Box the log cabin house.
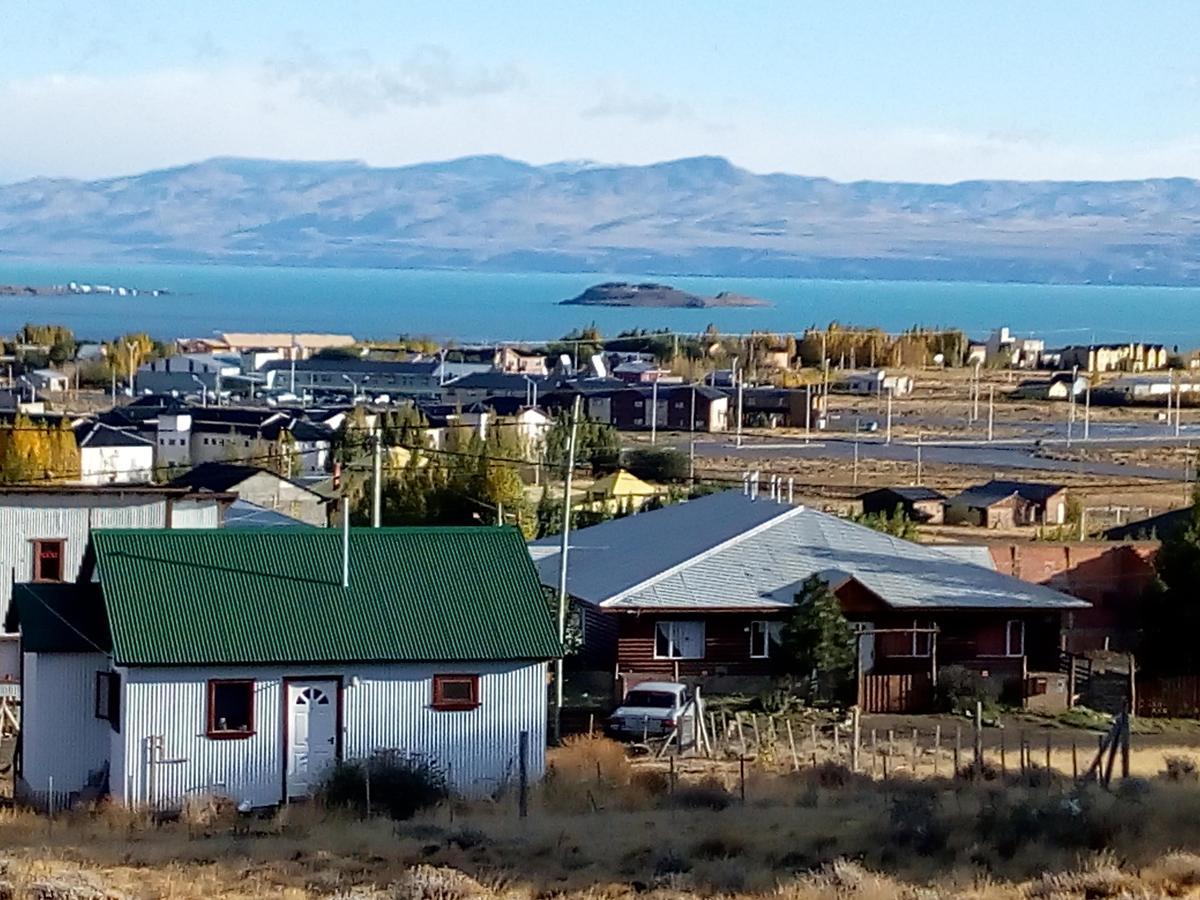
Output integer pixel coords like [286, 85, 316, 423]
[530, 490, 1087, 711]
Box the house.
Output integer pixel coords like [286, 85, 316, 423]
[946, 480, 1068, 528]
[0, 485, 230, 629]
[529, 491, 1085, 705]
[12, 527, 559, 808]
[27, 369, 69, 394]
[985, 328, 1044, 369]
[1012, 372, 1089, 401]
[1104, 506, 1192, 541]
[1098, 375, 1199, 405]
[732, 387, 823, 429]
[262, 358, 445, 399]
[443, 371, 549, 406]
[135, 353, 243, 398]
[495, 347, 548, 376]
[224, 499, 313, 529]
[859, 487, 946, 524]
[842, 369, 914, 397]
[170, 463, 333, 527]
[215, 332, 358, 360]
[584, 469, 661, 512]
[612, 360, 681, 385]
[74, 421, 155, 485]
[543, 383, 729, 433]
[1058, 343, 1169, 374]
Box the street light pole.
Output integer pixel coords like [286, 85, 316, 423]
[126, 341, 137, 397]
[987, 385, 995, 442]
[553, 395, 582, 744]
[650, 378, 658, 445]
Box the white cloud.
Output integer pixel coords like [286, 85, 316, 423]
[1, 63, 1200, 185]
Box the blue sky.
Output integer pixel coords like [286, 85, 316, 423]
[4, 1, 1199, 182]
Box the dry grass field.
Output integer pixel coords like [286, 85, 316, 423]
[7, 734, 1200, 898]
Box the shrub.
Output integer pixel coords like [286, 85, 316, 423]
[934, 665, 994, 715]
[1163, 755, 1200, 782]
[887, 789, 949, 856]
[668, 777, 733, 811]
[543, 734, 631, 810]
[798, 761, 860, 789]
[320, 750, 447, 820]
[623, 447, 689, 483]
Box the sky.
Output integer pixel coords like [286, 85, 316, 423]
[3, 0, 1199, 184]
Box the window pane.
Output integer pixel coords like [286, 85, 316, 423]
[441, 679, 473, 702]
[1007, 621, 1024, 656]
[750, 621, 769, 658]
[34, 541, 64, 582]
[655, 622, 673, 658]
[676, 621, 704, 659]
[211, 682, 253, 732]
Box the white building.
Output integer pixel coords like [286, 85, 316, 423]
[170, 463, 332, 527]
[843, 369, 914, 397]
[75, 422, 155, 485]
[27, 369, 69, 394]
[0, 485, 228, 630]
[985, 327, 1044, 369]
[136, 353, 242, 398]
[14, 527, 558, 809]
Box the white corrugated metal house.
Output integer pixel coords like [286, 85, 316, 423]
[74, 421, 156, 485]
[0, 485, 230, 629]
[12, 527, 558, 810]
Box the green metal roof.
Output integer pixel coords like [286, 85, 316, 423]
[10, 583, 112, 654]
[90, 527, 561, 667]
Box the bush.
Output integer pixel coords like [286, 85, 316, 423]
[1163, 755, 1200, 782]
[320, 750, 447, 820]
[934, 665, 994, 715]
[623, 448, 689, 483]
[668, 777, 733, 811]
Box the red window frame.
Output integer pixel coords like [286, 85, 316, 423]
[432, 674, 480, 711]
[31, 539, 66, 583]
[206, 679, 256, 739]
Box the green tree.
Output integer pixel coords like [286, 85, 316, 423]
[781, 574, 856, 703]
[624, 447, 689, 483]
[852, 507, 920, 540]
[1140, 500, 1200, 673]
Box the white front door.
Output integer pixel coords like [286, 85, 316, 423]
[286, 680, 339, 799]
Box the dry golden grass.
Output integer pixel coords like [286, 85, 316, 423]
[8, 738, 1200, 898]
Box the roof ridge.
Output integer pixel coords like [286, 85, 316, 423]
[599, 502, 803, 607]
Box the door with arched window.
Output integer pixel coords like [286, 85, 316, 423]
[285, 680, 339, 799]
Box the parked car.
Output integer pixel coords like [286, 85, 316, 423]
[606, 681, 690, 740]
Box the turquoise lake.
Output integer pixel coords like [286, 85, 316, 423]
[0, 260, 1197, 346]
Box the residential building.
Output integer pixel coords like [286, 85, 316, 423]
[494, 347, 549, 376]
[859, 487, 946, 524]
[732, 387, 823, 429]
[612, 360, 681, 385]
[262, 358, 444, 398]
[583, 469, 661, 512]
[1012, 372, 1089, 401]
[1104, 506, 1193, 541]
[27, 369, 69, 394]
[529, 491, 1084, 705]
[13, 527, 559, 808]
[444, 372, 548, 405]
[0, 485, 229, 628]
[214, 332, 357, 359]
[170, 463, 333, 526]
[1058, 343, 1169, 374]
[135, 353, 243, 398]
[543, 383, 729, 432]
[985, 327, 1044, 369]
[1099, 375, 1199, 404]
[842, 369, 914, 396]
[74, 422, 155, 486]
[946, 480, 1068, 528]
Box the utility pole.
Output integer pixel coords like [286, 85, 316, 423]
[972, 361, 981, 422]
[916, 430, 923, 485]
[371, 427, 383, 528]
[650, 378, 658, 445]
[853, 420, 860, 487]
[1084, 377, 1091, 441]
[1067, 365, 1077, 448]
[805, 382, 812, 443]
[553, 395, 581, 745]
[987, 385, 995, 442]
[126, 341, 137, 397]
[885, 389, 893, 445]
[734, 358, 744, 449]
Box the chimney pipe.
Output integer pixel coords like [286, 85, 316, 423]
[742, 471, 750, 496]
[750, 470, 760, 499]
[788, 477, 795, 504]
[341, 501, 350, 589]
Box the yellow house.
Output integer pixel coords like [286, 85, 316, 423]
[584, 469, 661, 512]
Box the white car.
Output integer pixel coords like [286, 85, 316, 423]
[607, 681, 690, 740]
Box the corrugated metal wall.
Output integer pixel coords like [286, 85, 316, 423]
[0, 496, 223, 622]
[21, 652, 112, 797]
[118, 661, 547, 808]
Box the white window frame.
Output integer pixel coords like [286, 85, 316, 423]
[1005, 619, 1025, 657]
[654, 620, 705, 660]
[749, 620, 771, 659]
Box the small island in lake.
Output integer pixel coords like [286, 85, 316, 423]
[560, 282, 771, 308]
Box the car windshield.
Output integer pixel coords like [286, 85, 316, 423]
[622, 690, 677, 709]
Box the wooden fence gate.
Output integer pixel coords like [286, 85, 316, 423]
[859, 672, 933, 713]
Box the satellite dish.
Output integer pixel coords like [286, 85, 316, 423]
[589, 354, 607, 378]
[933, 353, 945, 366]
[558, 353, 573, 374]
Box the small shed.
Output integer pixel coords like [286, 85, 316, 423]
[860, 487, 946, 524]
[946, 480, 1067, 528]
[585, 469, 661, 512]
[13, 527, 559, 810]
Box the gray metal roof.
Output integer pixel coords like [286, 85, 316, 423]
[224, 499, 315, 529]
[531, 490, 1085, 612]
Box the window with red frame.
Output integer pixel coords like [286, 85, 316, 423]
[432, 674, 479, 710]
[31, 539, 65, 583]
[206, 679, 255, 737]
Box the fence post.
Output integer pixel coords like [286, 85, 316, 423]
[518, 731, 529, 819]
[1120, 709, 1131, 779]
[910, 729, 918, 774]
[933, 724, 941, 776]
[1072, 741, 1078, 780]
[1045, 734, 1052, 773]
[850, 707, 861, 773]
[1127, 654, 1137, 719]
[973, 701, 983, 779]
[999, 730, 1006, 776]
[739, 756, 746, 804]
[786, 718, 799, 772]
[833, 723, 841, 761]
[954, 725, 961, 774]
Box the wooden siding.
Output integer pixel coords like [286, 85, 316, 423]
[614, 612, 782, 678]
[1138, 676, 1200, 718]
[860, 672, 932, 713]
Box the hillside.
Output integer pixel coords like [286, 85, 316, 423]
[3, 155, 1200, 284]
[561, 282, 770, 307]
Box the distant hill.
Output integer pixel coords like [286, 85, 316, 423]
[4, 155, 1200, 285]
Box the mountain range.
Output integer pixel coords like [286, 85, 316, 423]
[3, 155, 1200, 285]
